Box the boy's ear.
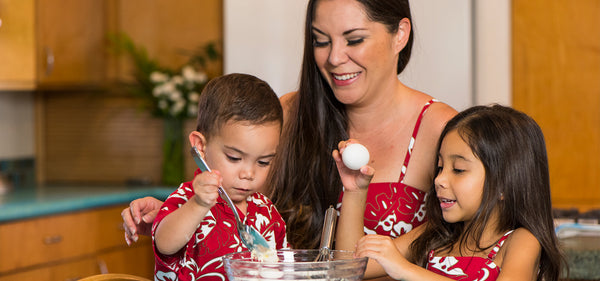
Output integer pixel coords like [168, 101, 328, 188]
[189, 131, 208, 157]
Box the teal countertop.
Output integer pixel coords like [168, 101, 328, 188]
[0, 185, 173, 222]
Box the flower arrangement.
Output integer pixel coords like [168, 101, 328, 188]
[108, 32, 219, 119]
[149, 65, 207, 118]
[108, 33, 220, 185]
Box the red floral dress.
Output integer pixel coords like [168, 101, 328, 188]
[426, 230, 514, 281]
[338, 100, 435, 237]
[152, 169, 288, 281]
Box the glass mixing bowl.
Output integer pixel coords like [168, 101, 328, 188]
[223, 249, 368, 281]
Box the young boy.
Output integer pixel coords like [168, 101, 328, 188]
[152, 73, 288, 281]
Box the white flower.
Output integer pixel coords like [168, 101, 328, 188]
[171, 100, 186, 115]
[161, 81, 176, 94]
[171, 75, 184, 85]
[195, 72, 208, 83]
[187, 104, 197, 117]
[168, 90, 182, 101]
[150, 71, 169, 83]
[158, 99, 169, 110]
[189, 92, 200, 103]
[182, 65, 196, 81]
[152, 87, 161, 97]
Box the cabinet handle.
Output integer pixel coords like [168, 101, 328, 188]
[45, 47, 55, 76]
[43, 234, 63, 245]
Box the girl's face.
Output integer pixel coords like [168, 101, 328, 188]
[311, 0, 405, 106]
[434, 130, 486, 224]
[204, 120, 280, 204]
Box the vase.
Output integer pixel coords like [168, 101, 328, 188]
[162, 116, 185, 186]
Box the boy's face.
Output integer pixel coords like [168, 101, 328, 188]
[203, 120, 280, 204]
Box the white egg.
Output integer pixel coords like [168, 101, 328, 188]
[342, 143, 370, 170]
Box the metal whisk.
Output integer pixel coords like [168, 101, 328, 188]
[314, 205, 337, 262]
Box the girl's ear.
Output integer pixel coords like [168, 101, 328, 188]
[393, 17, 411, 54]
[189, 131, 208, 157]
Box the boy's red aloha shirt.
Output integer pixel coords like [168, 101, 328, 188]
[152, 169, 288, 281]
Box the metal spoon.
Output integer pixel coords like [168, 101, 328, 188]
[314, 205, 337, 261]
[190, 147, 271, 253]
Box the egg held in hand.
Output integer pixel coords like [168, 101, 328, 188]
[342, 143, 370, 170]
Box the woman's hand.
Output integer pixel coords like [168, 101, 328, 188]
[332, 139, 375, 192]
[121, 196, 164, 245]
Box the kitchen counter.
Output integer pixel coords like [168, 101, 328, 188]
[560, 235, 600, 280]
[2, 186, 598, 280]
[0, 185, 173, 222]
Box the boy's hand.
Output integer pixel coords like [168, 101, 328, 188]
[191, 171, 222, 208]
[332, 139, 374, 192]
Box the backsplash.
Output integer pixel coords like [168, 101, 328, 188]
[0, 158, 35, 190]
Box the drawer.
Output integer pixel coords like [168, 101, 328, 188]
[0, 245, 155, 281]
[98, 244, 155, 279]
[0, 205, 133, 273]
[0, 256, 101, 281]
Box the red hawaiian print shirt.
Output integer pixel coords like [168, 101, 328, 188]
[152, 170, 288, 281]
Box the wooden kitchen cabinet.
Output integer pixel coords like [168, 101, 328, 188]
[0, 205, 154, 280]
[513, 0, 600, 211]
[0, 0, 109, 90]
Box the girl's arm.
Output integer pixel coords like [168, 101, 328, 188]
[356, 224, 432, 279]
[154, 172, 221, 255]
[357, 228, 456, 281]
[496, 228, 542, 281]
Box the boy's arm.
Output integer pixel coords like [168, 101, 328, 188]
[154, 196, 213, 255]
[154, 172, 221, 255]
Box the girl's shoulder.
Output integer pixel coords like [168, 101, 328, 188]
[496, 228, 542, 279]
[504, 227, 540, 250]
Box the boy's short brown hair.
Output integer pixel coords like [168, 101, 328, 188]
[195, 73, 283, 139]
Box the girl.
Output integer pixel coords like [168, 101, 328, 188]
[335, 105, 565, 281]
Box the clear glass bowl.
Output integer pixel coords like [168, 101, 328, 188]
[223, 249, 368, 281]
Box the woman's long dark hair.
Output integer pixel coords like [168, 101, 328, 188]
[267, 0, 414, 249]
[409, 105, 565, 281]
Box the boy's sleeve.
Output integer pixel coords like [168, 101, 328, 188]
[152, 183, 194, 270]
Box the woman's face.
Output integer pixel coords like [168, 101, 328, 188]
[312, 0, 406, 106]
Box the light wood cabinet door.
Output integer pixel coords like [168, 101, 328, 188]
[0, 0, 108, 90]
[0, 0, 36, 89]
[513, 0, 600, 211]
[35, 0, 108, 88]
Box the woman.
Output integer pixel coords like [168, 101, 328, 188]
[270, 0, 456, 249]
[122, 0, 457, 249]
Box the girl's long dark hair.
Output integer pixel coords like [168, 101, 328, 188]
[409, 105, 565, 281]
[267, 0, 414, 249]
